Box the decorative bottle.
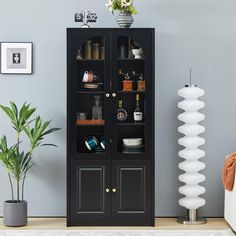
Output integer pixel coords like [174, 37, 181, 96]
[117, 100, 128, 122]
[84, 40, 92, 59]
[133, 94, 143, 122]
[92, 43, 99, 60]
[92, 96, 102, 120]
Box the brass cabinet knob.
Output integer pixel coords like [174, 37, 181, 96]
[105, 188, 110, 193]
[112, 93, 116, 97]
[112, 188, 117, 193]
[106, 93, 110, 98]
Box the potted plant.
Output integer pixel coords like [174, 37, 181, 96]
[105, 0, 137, 28]
[0, 102, 60, 226]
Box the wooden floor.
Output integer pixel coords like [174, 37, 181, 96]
[0, 218, 231, 230]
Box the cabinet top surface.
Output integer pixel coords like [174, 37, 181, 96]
[67, 27, 155, 31]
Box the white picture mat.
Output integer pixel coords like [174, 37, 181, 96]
[1, 43, 32, 74]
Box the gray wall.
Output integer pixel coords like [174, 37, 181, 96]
[0, 0, 235, 217]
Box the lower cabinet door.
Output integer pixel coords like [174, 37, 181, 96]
[111, 160, 152, 223]
[70, 160, 110, 224]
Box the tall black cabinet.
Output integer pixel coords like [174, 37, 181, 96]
[67, 28, 155, 226]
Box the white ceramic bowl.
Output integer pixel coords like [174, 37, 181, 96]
[123, 138, 142, 146]
[132, 48, 143, 59]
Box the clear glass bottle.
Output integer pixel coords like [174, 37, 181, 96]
[133, 94, 143, 122]
[92, 95, 102, 120]
[119, 44, 126, 59]
[76, 47, 83, 60]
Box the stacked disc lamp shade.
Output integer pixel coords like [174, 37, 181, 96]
[177, 84, 206, 224]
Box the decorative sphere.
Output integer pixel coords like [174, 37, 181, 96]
[179, 197, 206, 209]
[178, 87, 205, 99]
[179, 148, 205, 160]
[179, 160, 205, 172]
[179, 185, 206, 197]
[178, 99, 205, 111]
[179, 173, 206, 184]
[178, 112, 205, 124]
[178, 124, 205, 136]
[178, 136, 205, 148]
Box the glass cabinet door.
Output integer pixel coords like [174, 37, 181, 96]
[111, 30, 154, 160]
[68, 30, 111, 159]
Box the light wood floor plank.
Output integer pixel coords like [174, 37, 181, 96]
[0, 218, 230, 230]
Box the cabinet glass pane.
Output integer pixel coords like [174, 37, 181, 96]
[115, 36, 146, 155]
[75, 36, 106, 155]
[76, 36, 105, 92]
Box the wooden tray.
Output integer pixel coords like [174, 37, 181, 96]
[76, 119, 105, 125]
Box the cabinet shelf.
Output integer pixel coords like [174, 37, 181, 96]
[76, 91, 104, 94]
[74, 153, 106, 158]
[77, 59, 104, 62]
[116, 90, 145, 94]
[77, 124, 105, 127]
[117, 122, 145, 126]
[76, 120, 105, 126]
[117, 58, 145, 61]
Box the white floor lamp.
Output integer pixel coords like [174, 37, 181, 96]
[177, 80, 206, 224]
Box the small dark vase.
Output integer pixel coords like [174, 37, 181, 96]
[116, 11, 134, 28]
[3, 200, 27, 227]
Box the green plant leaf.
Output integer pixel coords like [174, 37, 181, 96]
[40, 143, 57, 147]
[42, 128, 61, 136]
[0, 105, 14, 121]
[0, 101, 60, 200]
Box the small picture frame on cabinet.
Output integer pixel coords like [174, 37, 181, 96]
[0, 42, 33, 74]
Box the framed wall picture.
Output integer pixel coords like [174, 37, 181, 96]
[0, 42, 33, 74]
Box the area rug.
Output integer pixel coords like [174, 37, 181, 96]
[0, 229, 234, 236]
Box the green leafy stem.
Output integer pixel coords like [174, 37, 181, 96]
[0, 102, 60, 202]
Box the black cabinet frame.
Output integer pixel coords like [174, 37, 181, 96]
[67, 28, 155, 226]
